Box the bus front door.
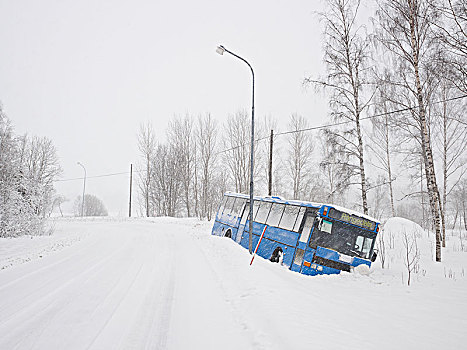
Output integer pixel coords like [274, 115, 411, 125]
[291, 210, 316, 273]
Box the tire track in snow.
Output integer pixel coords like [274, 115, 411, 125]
[85, 260, 146, 350]
[0, 235, 135, 349]
[121, 228, 177, 350]
[0, 233, 98, 292]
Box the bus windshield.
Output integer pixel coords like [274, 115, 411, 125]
[309, 218, 376, 259]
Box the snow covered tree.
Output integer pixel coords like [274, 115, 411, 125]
[0, 104, 60, 236]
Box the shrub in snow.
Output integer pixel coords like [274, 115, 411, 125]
[74, 194, 108, 217]
[381, 218, 430, 285]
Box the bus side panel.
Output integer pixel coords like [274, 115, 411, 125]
[211, 221, 225, 236]
[238, 220, 261, 250]
[256, 238, 294, 268]
[263, 226, 299, 248]
[212, 220, 239, 239]
[239, 223, 295, 268]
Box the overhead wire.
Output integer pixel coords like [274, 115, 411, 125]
[54, 93, 467, 182]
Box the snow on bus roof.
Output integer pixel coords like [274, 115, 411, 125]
[223, 192, 379, 223]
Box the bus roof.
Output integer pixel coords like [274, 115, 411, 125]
[223, 192, 379, 223]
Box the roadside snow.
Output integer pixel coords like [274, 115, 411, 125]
[0, 216, 465, 349]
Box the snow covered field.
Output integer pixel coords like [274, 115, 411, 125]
[0, 217, 466, 349]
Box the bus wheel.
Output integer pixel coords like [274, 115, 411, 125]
[270, 247, 283, 263]
[224, 229, 232, 238]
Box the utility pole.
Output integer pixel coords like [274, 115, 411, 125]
[268, 129, 273, 196]
[129, 163, 133, 217]
[77, 162, 86, 217]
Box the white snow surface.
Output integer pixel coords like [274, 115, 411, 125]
[0, 217, 466, 349]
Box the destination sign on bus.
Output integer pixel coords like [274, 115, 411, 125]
[328, 208, 376, 231]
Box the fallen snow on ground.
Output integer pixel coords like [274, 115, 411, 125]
[0, 216, 465, 349]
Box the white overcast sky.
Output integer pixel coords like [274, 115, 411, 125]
[0, 0, 374, 215]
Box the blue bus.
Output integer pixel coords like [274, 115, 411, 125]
[211, 192, 380, 276]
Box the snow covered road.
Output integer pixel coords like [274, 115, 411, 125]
[0, 219, 252, 349]
[0, 218, 466, 349]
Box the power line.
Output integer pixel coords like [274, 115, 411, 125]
[217, 93, 467, 154]
[275, 94, 467, 137]
[54, 170, 145, 182]
[54, 94, 466, 182]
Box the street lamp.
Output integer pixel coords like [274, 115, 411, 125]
[216, 44, 255, 254]
[77, 162, 86, 217]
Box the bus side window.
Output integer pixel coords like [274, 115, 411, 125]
[232, 198, 245, 218]
[266, 203, 285, 227]
[293, 207, 306, 232]
[223, 196, 235, 216]
[218, 196, 227, 216]
[253, 200, 261, 220]
[255, 202, 272, 224]
[279, 205, 300, 231]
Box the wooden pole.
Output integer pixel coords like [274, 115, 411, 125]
[268, 129, 273, 196]
[129, 163, 133, 217]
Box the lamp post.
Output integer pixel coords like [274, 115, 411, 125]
[77, 162, 86, 217]
[216, 45, 255, 254]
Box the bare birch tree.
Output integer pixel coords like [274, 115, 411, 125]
[137, 122, 156, 217]
[369, 84, 399, 217]
[305, 0, 372, 214]
[319, 134, 352, 205]
[374, 0, 443, 261]
[196, 113, 218, 220]
[431, 0, 467, 93]
[151, 143, 182, 217]
[167, 115, 195, 216]
[222, 110, 262, 194]
[434, 82, 467, 245]
[286, 114, 314, 200]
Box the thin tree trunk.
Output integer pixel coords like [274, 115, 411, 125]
[452, 208, 458, 230]
[385, 117, 395, 216]
[409, 2, 441, 261]
[442, 93, 448, 247]
[356, 116, 368, 215]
